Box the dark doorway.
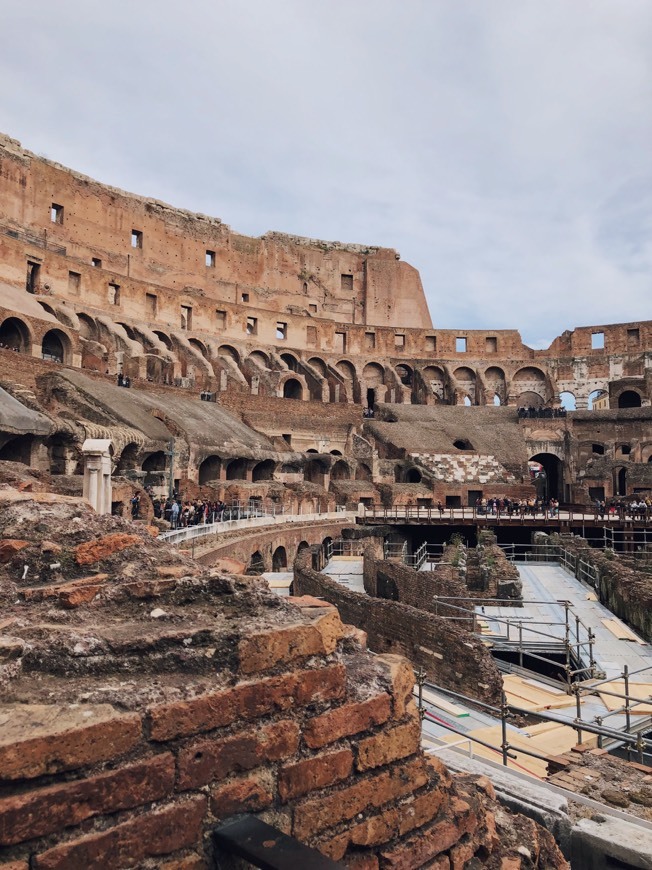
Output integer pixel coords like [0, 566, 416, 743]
[618, 390, 642, 409]
[529, 453, 563, 500]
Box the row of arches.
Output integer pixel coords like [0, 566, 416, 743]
[0, 317, 73, 364]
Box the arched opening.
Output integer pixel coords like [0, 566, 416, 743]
[248, 350, 269, 368]
[330, 450, 342, 456]
[513, 367, 547, 405]
[0, 317, 30, 353]
[77, 313, 98, 342]
[218, 345, 240, 364]
[616, 444, 631, 457]
[272, 546, 287, 571]
[454, 367, 476, 404]
[116, 443, 139, 475]
[396, 364, 412, 386]
[116, 322, 137, 341]
[307, 357, 327, 376]
[363, 363, 384, 387]
[189, 338, 209, 359]
[0, 434, 33, 465]
[529, 453, 563, 500]
[559, 391, 576, 411]
[336, 360, 356, 380]
[422, 366, 446, 401]
[355, 463, 372, 481]
[41, 329, 69, 364]
[322, 537, 333, 563]
[283, 378, 303, 400]
[198, 455, 222, 485]
[304, 457, 328, 484]
[518, 391, 545, 409]
[618, 390, 642, 409]
[153, 331, 173, 350]
[330, 460, 351, 481]
[485, 367, 506, 405]
[614, 467, 627, 496]
[588, 389, 608, 410]
[281, 353, 298, 372]
[454, 439, 473, 450]
[142, 451, 166, 472]
[226, 458, 248, 480]
[297, 541, 310, 559]
[248, 550, 265, 575]
[406, 467, 422, 484]
[252, 459, 276, 481]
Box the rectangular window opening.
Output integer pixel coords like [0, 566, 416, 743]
[206, 250, 216, 268]
[215, 309, 226, 329]
[341, 274, 353, 292]
[334, 331, 346, 353]
[246, 317, 258, 336]
[91, 257, 102, 268]
[394, 333, 405, 348]
[241, 292, 249, 303]
[145, 293, 157, 317]
[26, 261, 41, 294]
[425, 335, 436, 352]
[68, 271, 81, 294]
[50, 203, 64, 224]
[282, 434, 292, 446]
[591, 332, 604, 350]
[365, 332, 376, 350]
[456, 337, 467, 353]
[108, 283, 120, 305]
[308, 303, 317, 313]
[180, 305, 192, 330]
[486, 336, 497, 353]
[131, 229, 143, 249]
[276, 322, 287, 341]
[627, 328, 640, 346]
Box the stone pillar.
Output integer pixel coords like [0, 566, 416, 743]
[82, 439, 113, 515]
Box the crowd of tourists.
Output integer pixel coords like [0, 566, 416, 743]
[152, 497, 227, 528]
[473, 496, 560, 517]
[517, 406, 567, 418]
[593, 498, 652, 520]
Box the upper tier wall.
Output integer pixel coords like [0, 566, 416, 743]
[0, 133, 431, 330]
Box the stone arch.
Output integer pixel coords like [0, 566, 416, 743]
[395, 364, 413, 386]
[304, 455, 329, 483]
[226, 457, 248, 480]
[330, 459, 351, 480]
[355, 462, 372, 481]
[0, 316, 31, 353]
[336, 360, 356, 380]
[519, 391, 545, 408]
[248, 350, 270, 368]
[280, 352, 299, 372]
[77, 313, 99, 342]
[37, 300, 57, 318]
[142, 451, 166, 472]
[512, 367, 547, 404]
[296, 540, 310, 559]
[41, 329, 72, 364]
[307, 357, 327, 376]
[116, 322, 137, 341]
[153, 330, 173, 350]
[272, 546, 287, 570]
[559, 391, 576, 411]
[613, 466, 628, 496]
[218, 345, 240, 364]
[282, 378, 303, 400]
[116, 443, 139, 475]
[618, 390, 642, 409]
[529, 452, 564, 500]
[453, 367, 476, 405]
[362, 362, 385, 386]
[484, 366, 506, 404]
[252, 459, 276, 481]
[406, 467, 422, 483]
[189, 338, 209, 359]
[198, 455, 222, 485]
[422, 366, 446, 402]
[248, 550, 265, 575]
[0, 434, 34, 465]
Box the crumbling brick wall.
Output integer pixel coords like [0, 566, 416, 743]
[0, 488, 566, 868]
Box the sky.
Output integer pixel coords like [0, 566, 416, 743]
[1, 1, 651, 347]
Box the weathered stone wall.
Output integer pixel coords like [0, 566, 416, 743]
[294, 550, 503, 705]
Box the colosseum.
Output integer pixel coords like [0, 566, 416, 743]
[0, 131, 651, 868]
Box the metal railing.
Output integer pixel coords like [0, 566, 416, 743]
[160, 508, 355, 546]
[362, 504, 652, 526]
[2, 221, 67, 255]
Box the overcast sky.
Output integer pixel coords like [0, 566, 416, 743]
[2, 1, 651, 347]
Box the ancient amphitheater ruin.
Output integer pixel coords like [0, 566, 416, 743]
[1, 131, 651, 868]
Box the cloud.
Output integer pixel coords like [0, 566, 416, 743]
[1, 0, 650, 346]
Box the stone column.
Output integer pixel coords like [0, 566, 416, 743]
[82, 439, 113, 515]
